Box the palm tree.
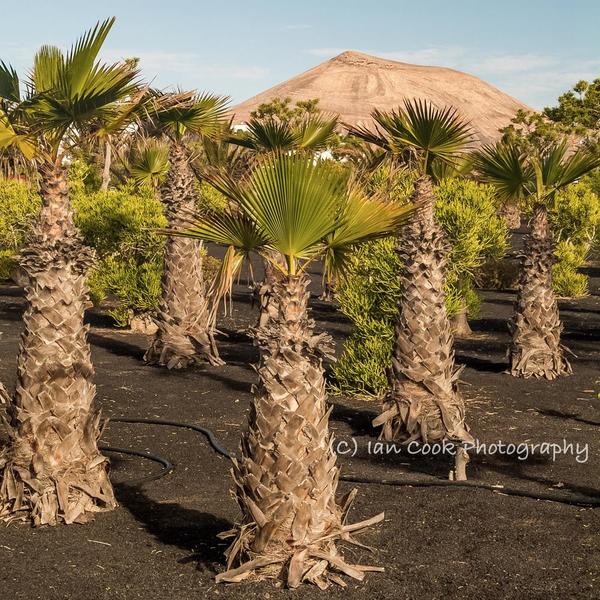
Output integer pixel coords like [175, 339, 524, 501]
[349, 99, 474, 456]
[0, 18, 140, 525]
[176, 154, 412, 588]
[142, 92, 229, 369]
[474, 141, 600, 378]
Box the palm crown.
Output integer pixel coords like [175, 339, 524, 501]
[147, 90, 229, 142]
[348, 99, 473, 178]
[175, 153, 412, 283]
[0, 18, 141, 163]
[474, 140, 600, 207]
[229, 114, 338, 155]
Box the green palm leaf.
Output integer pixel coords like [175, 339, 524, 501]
[240, 154, 344, 263]
[31, 46, 63, 94]
[0, 61, 20, 102]
[349, 99, 472, 176]
[155, 91, 229, 139]
[538, 142, 600, 191]
[473, 141, 534, 200]
[324, 188, 413, 281]
[129, 138, 170, 188]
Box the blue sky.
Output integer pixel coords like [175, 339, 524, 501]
[2, 0, 599, 109]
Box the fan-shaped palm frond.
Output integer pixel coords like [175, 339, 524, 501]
[475, 140, 600, 206]
[348, 99, 473, 177]
[153, 91, 229, 140]
[473, 141, 534, 200]
[323, 187, 414, 282]
[537, 142, 600, 195]
[129, 137, 170, 188]
[0, 18, 142, 160]
[178, 153, 413, 287]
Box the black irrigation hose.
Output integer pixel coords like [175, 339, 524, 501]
[109, 417, 232, 458]
[340, 475, 600, 508]
[102, 418, 600, 508]
[99, 444, 173, 484]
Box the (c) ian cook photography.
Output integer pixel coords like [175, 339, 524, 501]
[0, 1, 599, 598]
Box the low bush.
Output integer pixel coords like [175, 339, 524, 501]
[0, 178, 41, 280]
[550, 182, 600, 297]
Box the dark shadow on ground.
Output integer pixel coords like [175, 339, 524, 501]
[536, 408, 600, 427]
[89, 332, 146, 360]
[116, 483, 231, 573]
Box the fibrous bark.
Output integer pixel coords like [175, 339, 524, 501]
[374, 177, 471, 444]
[0, 162, 116, 526]
[509, 204, 570, 379]
[499, 203, 521, 230]
[217, 275, 383, 588]
[145, 141, 223, 369]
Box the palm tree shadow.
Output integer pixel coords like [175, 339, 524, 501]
[536, 408, 600, 427]
[116, 483, 231, 573]
[89, 332, 146, 360]
[331, 401, 378, 437]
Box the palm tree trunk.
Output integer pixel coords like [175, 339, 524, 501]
[145, 141, 223, 369]
[217, 274, 383, 588]
[509, 204, 570, 379]
[256, 255, 283, 329]
[373, 177, 471, 444]
[0, 162, 116, 526]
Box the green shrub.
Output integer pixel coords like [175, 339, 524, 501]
[332, 237, 400, 396]
[333, 178, 508, 398]
[69, 172, 169, 325]
[89, 257, 163, 326]
[0, 178, 41, 280]
[549, 182, 600, 297]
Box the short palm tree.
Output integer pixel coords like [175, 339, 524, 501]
[349, 99, 474, 451]
[142, 92, 229, 369]
[0, 18, 140, 525]
[177, 153, 412, 588]
[474, 141, 600, 378]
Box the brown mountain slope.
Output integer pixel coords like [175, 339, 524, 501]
[231, 51, 532, 145]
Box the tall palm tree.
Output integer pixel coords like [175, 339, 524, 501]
[0, 18, 141, 525]
[349, 99, 474, 453]
[143, 92, 229, 369]
[177, 154, 412, 588]
[474, 141, 600, 378]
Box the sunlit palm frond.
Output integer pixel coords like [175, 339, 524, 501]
[230, 118, 297, 152]
[538, 142, 600, 192]
[241, 154, 345, 262]
[156, 92, 229, 139]
[0, 107, 37, 160]
[23, 19, 141, 153]
[472, 141, 534, 200]
[30, 46, 63, 94]
[349, 100, 472, 176]
[323, 187, 413, 282]
[179, 210, 268, 251]
[295, 114, 338, 150]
